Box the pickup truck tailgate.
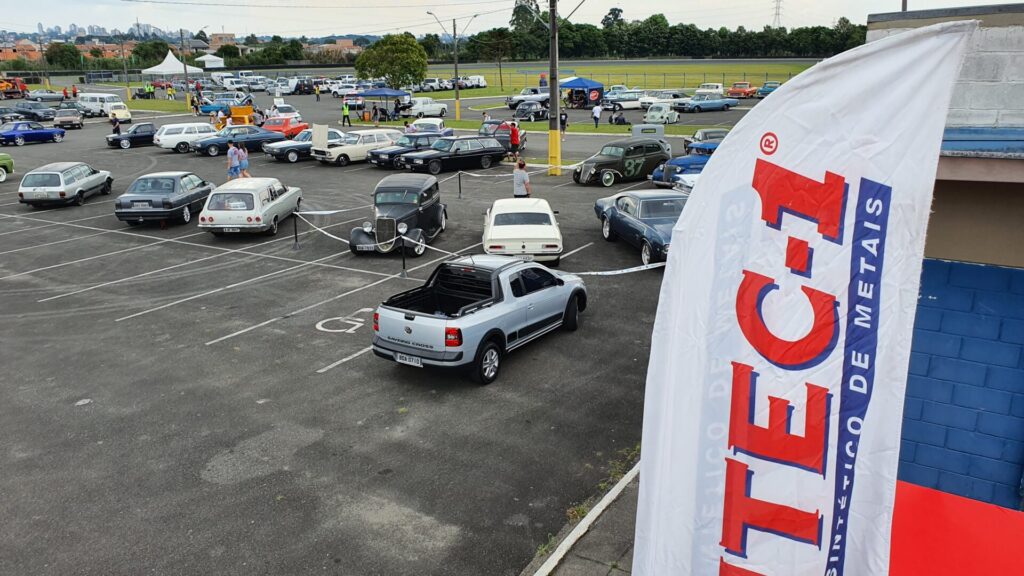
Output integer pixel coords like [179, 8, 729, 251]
[375, 305, 449, 354]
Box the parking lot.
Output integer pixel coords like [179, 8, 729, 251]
[0, 93, 739, 575]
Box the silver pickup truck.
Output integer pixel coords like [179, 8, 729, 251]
[373, 255, 587, 384]
[505, 87, 550, 110]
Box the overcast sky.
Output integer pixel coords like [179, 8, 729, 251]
[2, 0, 1000, 38]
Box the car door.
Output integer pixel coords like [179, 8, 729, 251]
[25, 122, 44, 142]
[450, 140, 470, 170]
[622, 145, 645, 181]
[517, 266, 565, 335]
[464, 139, 484, 166]
[133, 124, 153, 145]
[642, 143, 666, 176]
[418, 184, 440, 232]
[613, 196, 643, 247]
[83, 166, 105, 196]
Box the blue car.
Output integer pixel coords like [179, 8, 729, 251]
[594, 189, 691, 265]
[0, 121, 65, 146]
[757, 81, 782, 98]
[649, 142, 718, 186]
[677, 94, 739, 113]
[191, 124, 286, 156]
[199, 94, 253, 115]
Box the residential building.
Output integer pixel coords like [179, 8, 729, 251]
[310, 38, 362, 56]
[0, 39, 43, 62]
[208, 33, 236, 52]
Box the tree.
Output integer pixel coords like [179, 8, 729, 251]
[244, 34, 259, 46]
[45, 43, 81, 69]
[353, 36, 371, 48]
[194, 29, 208, 43]
[601, 7, 624, 28]
[471, 28, 514, 89]
[89, 47, 104, 59]
[131, 39, 170, 65]
[418, 33, 443, 60]
[282, 39, 304, 60]
[511, 0, 540, 31]
[215, 44, 240, 59]
[355, 33, 427, 89]
[271, 35, 283, 44]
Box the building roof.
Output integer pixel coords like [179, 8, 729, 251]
[868, 3, 1024, 23]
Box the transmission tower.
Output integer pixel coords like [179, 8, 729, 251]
[771, 0, 783, 28]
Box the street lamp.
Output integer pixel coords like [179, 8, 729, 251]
[426, 11, 478, 121]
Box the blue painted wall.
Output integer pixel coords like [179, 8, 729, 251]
[900, 259, 1024, 509]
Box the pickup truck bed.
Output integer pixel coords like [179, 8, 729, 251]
[384, 264, 494, 317]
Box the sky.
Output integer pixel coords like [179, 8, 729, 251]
[1, 0, 1004, 38]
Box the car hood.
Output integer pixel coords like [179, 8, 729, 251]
[668, 154, 710, 167]
[265, 140, 312, 150]
[374, 204, 418, 220]
[580, 154, 620, 169]
[485, 224, 561, 242]
[372, 145, 415, 156]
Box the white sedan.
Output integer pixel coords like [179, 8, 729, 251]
[482, 198, 563, 264]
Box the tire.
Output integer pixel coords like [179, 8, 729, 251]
[74, 192, 85, 206]
[392, 157, 403, 169]
[529, 114, 535, 122]
[335, 154, 350, 167]
[0, 167, 6, 182]
[408, 238, 426, 257]
[438, 210, 446, 232]
[480, 155, 492, 169]
[206, 145, 219, 157]
[119, 139, 130, 149]
[470, 340, 502, 385]
[563, 295, 580, 332]
[641, 241, 654, 266]
[693, 106, 702, 113]
[613, 103, 621, 112]
[286, 150, 299, 163]
[722, 104, 730, 111]
[100, 180, 112, 195]
[572, 170, 581, 184]
[601, 216, 617, 241]
[439, 108, 446, 117]
[267, 216, 279, 236]
[600, 171, 617, 188]
[178, 205, 191, 224]
[416, 112, 424, 119]
[427, 160, 442, 175]
[175, 141, 189, 153]
[53, 133, 63, 143]
[35, 97, 42, 102]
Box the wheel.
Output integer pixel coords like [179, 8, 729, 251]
[427, 160, 442, 175]
[693, 106, 702, 113]
[563, 295, 580, 331]
[572, 170, 581, 184]
[601, 216, 617, 241]
[416, 112, 424, 118]
[119, 138, 130, 149]
[179, 205, 191, 223]
[641, 241, 654, 266]
[480, 155, 492, 169]
[470, 340, 502, 385]
[266, 216, 279, 236]
[392, 157, 403, 169]
[408, 238, 426, 257]
[286, 150, 299, 163]
[74, 192, 85, 206]
[0, 166, 6, 183]
[439, 108, 446, 117]
[613, 103, 621, 112]
[600, 171, 617, 187]
[35, 97, 42, 102]
[722, 104, 730, 111]
[100, 180, 111, 195]
[529, 114, 535, 122]
[335, 154, 350, 167]
[206, 145, 219, 156]
[53, 133, 63, 143]
[438, 210, 446, 232]
[175, 141, 189, 153]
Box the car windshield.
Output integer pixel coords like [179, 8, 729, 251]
[432, 139, 454, 151]
[395, 136, 418, 147]
[22, 173, 61, 187]
[376, 190, 418, 204]
[494, 212, 552, 226]
[127, 177, 176, 194]
[294, 130, 312, 141]
[207, 192, 254, 210]
[277, 105, 295, 113]
[0, 123, 15, 131]
[264, 118, 285, 126]
[599, 145, 624, 157]
[640, 199, 687, 219]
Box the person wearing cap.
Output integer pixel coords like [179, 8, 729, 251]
[512, 160, 531, 198]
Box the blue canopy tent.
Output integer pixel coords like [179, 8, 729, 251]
[559, 77, 604, 108]
[358, 88, 411, 120]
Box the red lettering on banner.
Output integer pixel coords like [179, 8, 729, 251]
[720, 557, 767, 576]
[720, 458, 822, 556]
[736, 270, 838, 368]
[751, 158, 846, 242]
[728, 362, 829, 473]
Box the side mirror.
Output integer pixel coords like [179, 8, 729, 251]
[556, 278, 565, 286]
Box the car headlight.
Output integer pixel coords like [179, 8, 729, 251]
[362, 221, 372, 233]
[397, 222, 408, 235]
[656, 163, 664, 172]
[414, 159, 424, 164]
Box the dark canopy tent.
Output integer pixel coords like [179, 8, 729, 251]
[559, 77, 604, 108]
[359, 88, 412, 120]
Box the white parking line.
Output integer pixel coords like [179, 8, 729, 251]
[0, 212, 118, 237]
[552, 181, 575, 189]
[205, 242, 482, 346]
[0, 198, 114, 208]
[0, 230, 111, 256]
[316, 346, 373, 374]
[562, 242, 593, 259]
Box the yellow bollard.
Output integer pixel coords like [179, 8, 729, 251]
[547, 128, 561, 176]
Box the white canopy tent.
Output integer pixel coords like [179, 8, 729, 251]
[195, 54, 225, 69]
[141, 50, 202, 75]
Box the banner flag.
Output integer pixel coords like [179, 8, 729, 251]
[632, 21, 976, 576]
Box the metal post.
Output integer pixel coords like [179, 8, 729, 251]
[400, 236, 408, 278]
[293, 212, 300, 249]
[179, 29, 190, 108]
[902, 0, 908, 11]
[453, 19, 460, 121]
[458, 171, 463, 199]
[547, 0, 560, 176]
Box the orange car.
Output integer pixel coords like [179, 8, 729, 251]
[262, 116, 309, 138]
[726, 82, 759, 98]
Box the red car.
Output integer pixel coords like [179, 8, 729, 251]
[151, 80, 172, 89]
[261, 116, 309, 138]
[726, 82, 759, 98]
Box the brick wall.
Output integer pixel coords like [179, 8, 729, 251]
[900, 258, 1024, 509]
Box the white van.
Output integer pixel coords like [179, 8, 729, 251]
[237, 70, 255, 79]
[78, 93, 123, 116]
[223, 78, 248, 91]
[154, 122, 219, 153]
[466, 75, 488, 88]
[210, 72, 234, 86]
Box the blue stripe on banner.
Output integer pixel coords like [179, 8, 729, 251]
[825, 178, 891, 575]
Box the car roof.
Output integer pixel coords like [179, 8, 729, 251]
[214, 177, 281, 191]
[32, 162, 84, 172]
[375, 173, 437, 190]
[491, 198, 553, 213]
[137, 171, 191, 178]
[627, 190, 690, 201]
[606, 137, 663, 147]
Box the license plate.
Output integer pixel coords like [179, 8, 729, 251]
[34, 192, 47, 199]
[223, 227, 240, 233]
[132, 202, 148, 208]
[394, 352, 422, 368]
[356, 245, 375, 251]
[514, 254, 534, 261]
[368, 158, 377, 164]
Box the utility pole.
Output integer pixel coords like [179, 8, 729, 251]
[179, 29, 191, 108]
[453, 18, 460, 121]
[902, 0, 908, 11]
[548, 0, 560, 175]
[118, 36, 130, 102]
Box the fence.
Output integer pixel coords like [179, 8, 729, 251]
[475, 71, 797, 91]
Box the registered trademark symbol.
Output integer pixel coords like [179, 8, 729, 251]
[760, 132, 779, 155]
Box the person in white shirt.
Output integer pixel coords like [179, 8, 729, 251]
[592, 104, 602, 128]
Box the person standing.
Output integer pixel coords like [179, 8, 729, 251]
[71, 84, 78, 99]
[314, 84, 321, 102]
[592, 103, 602, 128]
[341, 102, 351, 127]
[371, 104, 380, 127]
[393, 98, 401, 120]
[226, 141, 241, 180]
[62, 86, 68, 100]
[559, 110, 568, 141]
[167, 85, 175, 100]
[482, 111, 491, 122]
[512, 160, 531, 198]
[509, 122, 521, 161]
[110, 115, 121, 135]
[238, 145, 251, 178]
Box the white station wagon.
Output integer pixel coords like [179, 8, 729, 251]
[482, 198, 563, 265]
[402, 97, 448, 118]
[197, 177, 302, 236]
[311, 128, 402, 166]
[154, 123, 218, 153]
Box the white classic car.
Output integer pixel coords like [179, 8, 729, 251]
[410, 118, 455, 136]
[402, 97, 448, 118]
[154, 122, 219, 153]
[694, 82, 725, 96]
[638, 90, 690, 109]
[197, 177, 302, 236]
[310, 128, 402, 166]
[643, 103, 680, 124]
[482, 198, 563, 264]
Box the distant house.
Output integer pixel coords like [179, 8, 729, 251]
[0, 39, 43, 61]
[208, 33, 236, 52]
[188, 38, 210, 54]
[311, 38, 363, 56]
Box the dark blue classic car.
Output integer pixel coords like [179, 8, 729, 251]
[0, 121, 65, 146]
[262, 128, 345, 162]
[114, 171, 214, 225]
[192, 125, 286, 156]
[649, 142, 718, 187]
[367, 132, 442, 169]
[594, 189, 690, 265]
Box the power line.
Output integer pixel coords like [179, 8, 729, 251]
[771, 0, 783, 28]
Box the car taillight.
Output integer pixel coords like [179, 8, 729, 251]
[199, 216, 206, 222]
[18, 192, 23, 198]
[59, 191, 66, 198]
[445, 327, 462, 347]
[254, 216, 261, 222]
[543, 244, 559, 249]
[246, 216, 253, 222]
[373, 312, 379, 331]
[488, 245, 504, 250]
[207, 216, 214, 223]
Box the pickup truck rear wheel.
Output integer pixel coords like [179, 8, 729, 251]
[471, 341, 502, 385]
[563, 295, 580, 331]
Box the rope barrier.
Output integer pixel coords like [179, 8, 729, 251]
[571, 262, 667, 275]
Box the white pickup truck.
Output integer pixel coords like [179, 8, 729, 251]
[372, 255, 587, 384]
